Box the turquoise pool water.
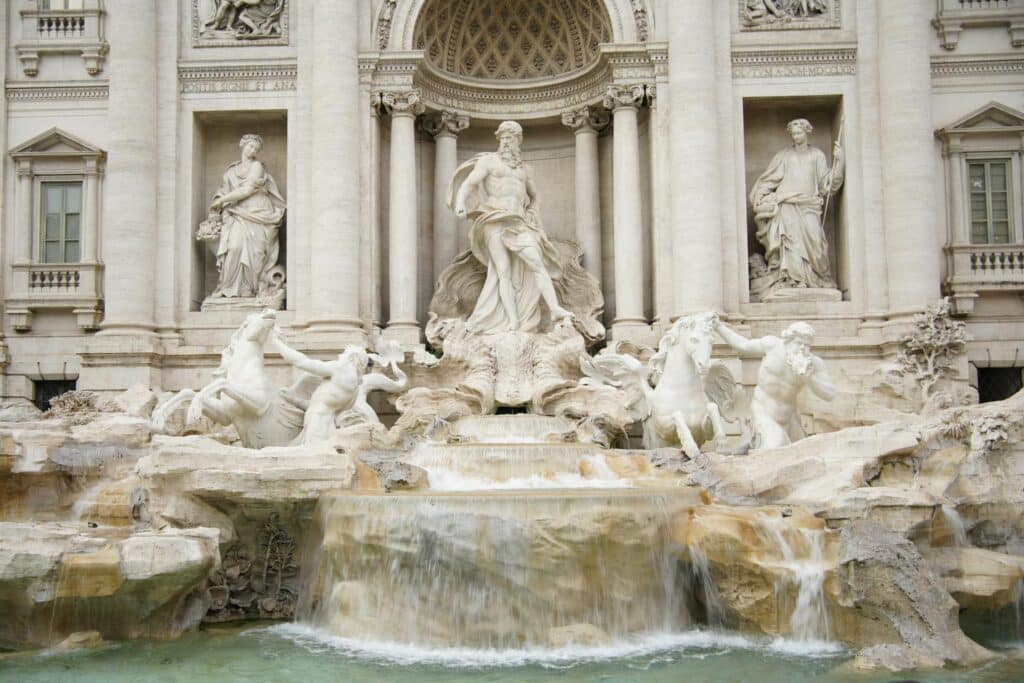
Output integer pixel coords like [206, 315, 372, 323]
[1, 624, 1021, 682]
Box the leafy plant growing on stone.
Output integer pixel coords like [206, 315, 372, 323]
[895, 298, 968, 408]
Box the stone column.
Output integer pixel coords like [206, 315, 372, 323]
[604, 85, 648, 340]
[647, 83, 673, 328]
[15, 161, 32, 263]
[424, 110, 469, 282]
[561, 106, 607, 283]
[307, 0, 363, 337]
[383, 90, 425, 346]
[99, 0, 158, 336]
[82, 159, 101, 263]
[668, 0, 722, 314]
[878, 0, 941, 320]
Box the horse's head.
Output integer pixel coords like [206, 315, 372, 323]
[659, 312, 719, 376]
[240, 308, 278, 344]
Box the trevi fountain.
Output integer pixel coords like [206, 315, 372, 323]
[1, 1, 1023, 682]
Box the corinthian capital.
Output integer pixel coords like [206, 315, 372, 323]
[561, 106, 610, 133]
[423, 110, 470, 138]
[378, 89, 426, 118]
[603, 84, 650, 112]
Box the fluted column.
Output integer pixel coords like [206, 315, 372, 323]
[424, 110, 469, 282]
[383, 90, 425, 346]
[604, 84, 648, 340]
[668, 0, 722, 314]
[878, 0, 941, 320]
[307, 0, 363, 336]
[15, 161, 32, 263]
[99, 0, 158, 336]
[561, 106, 607, 283]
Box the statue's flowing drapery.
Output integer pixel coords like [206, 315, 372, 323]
[749, 146, 843, 289]
[448, 154, 562, 334]
[211, 161, 286, 299]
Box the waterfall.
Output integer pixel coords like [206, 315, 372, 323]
[686, 544, 725, 628]
[939, 504, 968, 547]
[298, 491, 692, 648]
[759, 515, 831, 643]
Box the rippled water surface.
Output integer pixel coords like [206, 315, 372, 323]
[1, 624, 1021, 683]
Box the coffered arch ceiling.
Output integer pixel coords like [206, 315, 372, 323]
[413, 0, 613, 81]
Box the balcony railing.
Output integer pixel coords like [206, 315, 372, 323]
[934, 0, 1024, 49]
[16, 0, 107, 76]
[6, 262, 103, 332]
[945, 243, 1024, 314]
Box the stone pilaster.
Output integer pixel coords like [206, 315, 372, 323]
[878, 0, 941, 322]
[382, 90, 426, 346]
[561, 105, 607, 284]
[424, 110, 469, 283]
[14, 161, 32, 263]
[307, 0, 364, 338]
[82, 159, 101, 263]
[668, 0, 722, 315]
[603, 84, 649, 341]
[98, 0, 158, 337]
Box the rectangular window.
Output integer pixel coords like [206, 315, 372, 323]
[39, 0, 85, 10]
[39, 181, 82, 263]
[968, 159, 1013, 244]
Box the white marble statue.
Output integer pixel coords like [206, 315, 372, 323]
[743, 0, 829, 27]
[449, 121, 575, 334]
[151, 309, 307, 449]
[197, 134, 286, 308]
[714, 319, 835, 450]
[580, 312, 740, 463]
[749, 118, 844, 298]
[270, 334, 407, 445]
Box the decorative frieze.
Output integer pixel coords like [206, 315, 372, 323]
[191, 0, 289, 47]
[731, 47, 856, 78]
[739, 0, 840, 31]
[6, 83, 108, 102]
[931, 56, 1024, 78]
[178, 63, 297, 94]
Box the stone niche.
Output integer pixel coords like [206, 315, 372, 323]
[741, 96, 847, 303]
[190, 111, 288, 311]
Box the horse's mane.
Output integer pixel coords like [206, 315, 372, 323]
[213, 314, 269, 379]
[649, 312, 718, 382]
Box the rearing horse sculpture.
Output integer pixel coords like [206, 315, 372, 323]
[580, 312, 739, 463]
[152, 309, 309, 448]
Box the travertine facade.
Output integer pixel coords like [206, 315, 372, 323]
[1, 0, 1023, 409]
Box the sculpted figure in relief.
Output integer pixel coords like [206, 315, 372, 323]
[270, 334, 407, 445]
[749, 118, 843, 298]
[197, 134, 286, 307]
[714, 319, 835, 450]
[450, 121, 575, 334]
[202, 0, 285, 39]
[743, 0, 829, 27]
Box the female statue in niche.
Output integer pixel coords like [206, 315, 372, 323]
[198, 133, 286, 307]
[749, 118, 843, 300]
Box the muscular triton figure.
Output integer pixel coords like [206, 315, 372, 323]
[714, 319, 835, 450]
[449, 121, 574, 334]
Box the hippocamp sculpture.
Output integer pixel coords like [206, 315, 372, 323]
[580, 312, 740, 463]
[152, 309, 310, 448]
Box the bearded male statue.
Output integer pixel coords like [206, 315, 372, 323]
[449, 121, 575, 334]
[714, 319, 835, 450]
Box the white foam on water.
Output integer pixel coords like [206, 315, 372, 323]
[424, 454, 632, 491]
[263, 624, 845, 668]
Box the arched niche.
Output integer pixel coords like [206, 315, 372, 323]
[380, 0, 649, 53]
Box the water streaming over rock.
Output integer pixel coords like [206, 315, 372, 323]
[939, 504, 969, 548]
[298, 491, 694, 648]
[758, 515, 831, 643]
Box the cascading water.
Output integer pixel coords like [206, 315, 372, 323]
[939, 504, 969, 547]
[759, 515, 831, 643]
[298, 491, 693, 648]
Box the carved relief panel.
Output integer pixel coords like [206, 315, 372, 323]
[192, 0, 289, 47]
[739, 0, 840, 31]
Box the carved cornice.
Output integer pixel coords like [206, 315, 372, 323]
[931, 55, 1024, 78]
[731, 47, 856, 78]
[6, 82, 108, 102]
[422, 110, 469, 138]
[178, 63, 297, 94]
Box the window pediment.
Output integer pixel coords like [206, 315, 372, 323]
[10, 127, 104, 161]
[938, 102, 1024, 138]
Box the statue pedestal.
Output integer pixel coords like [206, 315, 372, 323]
[762, 288, 842, 303]
[200, 293, 285, 312]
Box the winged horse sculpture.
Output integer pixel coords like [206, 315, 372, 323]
[580, 312, 740, 464]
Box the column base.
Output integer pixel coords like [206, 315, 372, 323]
[383, 321, 422, 349]
[610, 319, 654, 346]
